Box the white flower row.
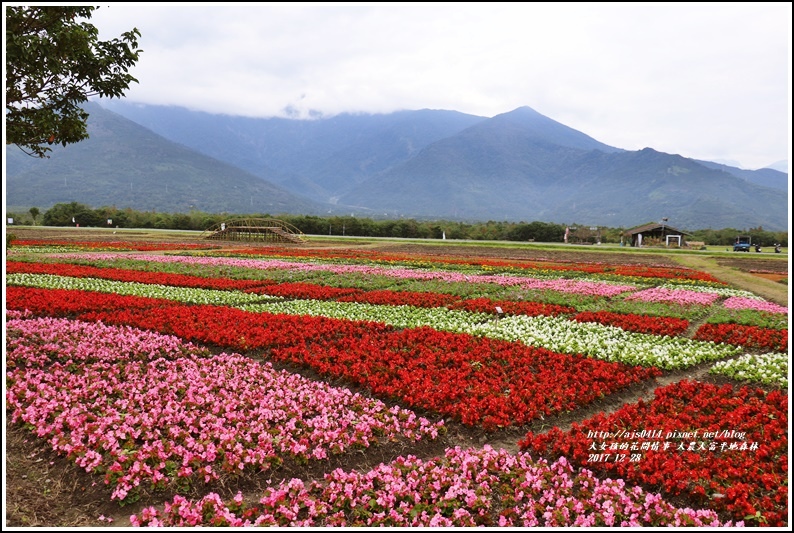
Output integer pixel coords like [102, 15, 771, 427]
[470, 315, 741, 369]
[239, 301, 492, 333]
[657, 282, 762, 299]
[709, 353, 788, 387]
[6, 273, 278, 307]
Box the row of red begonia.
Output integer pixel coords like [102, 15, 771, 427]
[694, 323, 788, 352]
[6, 260, 270, 291]
[571, 311, 690, 337]
[6, 286, 660, 431]
[518, 380, 788, 526]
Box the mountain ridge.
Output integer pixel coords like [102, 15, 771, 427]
[5, 100, 788, 231]
[5, 101, 329, 216]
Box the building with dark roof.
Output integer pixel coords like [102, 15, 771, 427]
[624, 222, 691, 247]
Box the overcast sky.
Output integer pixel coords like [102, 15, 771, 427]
[87, 2, 791, 171]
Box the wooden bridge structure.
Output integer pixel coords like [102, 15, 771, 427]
[201, 218, 307, 244]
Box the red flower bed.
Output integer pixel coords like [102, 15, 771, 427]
[7, 286, 660, 431]
[6, 286, 178, 317]
[694, 323, 788, 352]
[246, 282, 364, 300]
[270, 327, 660, 430]
[605, 265, 723, 284]
[572, 311, 689, 336]
[80, 301, 367, 352]
[6, 261, 270, 291]
[338, 289, 459, 308]
[519, 380, 788, 526]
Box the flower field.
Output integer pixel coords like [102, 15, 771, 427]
[4, 239, 789, 527]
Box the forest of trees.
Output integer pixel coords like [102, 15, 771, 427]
[6, 202, 789, 248]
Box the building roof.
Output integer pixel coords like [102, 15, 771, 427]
[624, 223, 691, 236]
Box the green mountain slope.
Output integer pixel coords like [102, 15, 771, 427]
[340, 110, 788, 230]
[5, 102, 330, 216]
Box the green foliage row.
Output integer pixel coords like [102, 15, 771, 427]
[7, 202, 788, 246]
[706, 308, 789, 330]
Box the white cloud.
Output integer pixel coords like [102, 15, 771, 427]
[87, 2, 791, 170]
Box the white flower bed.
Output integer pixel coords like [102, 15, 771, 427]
[709, 352, 788, 387]
[470, 315, 740, 369]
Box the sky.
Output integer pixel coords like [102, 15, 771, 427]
[83, 2, 790, 171]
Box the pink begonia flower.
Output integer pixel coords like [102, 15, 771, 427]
[722, 296, 788, 314]
[624, 287, 720, 306]
[7, 317, 443, 504]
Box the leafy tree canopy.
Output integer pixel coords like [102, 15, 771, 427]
[5, 6, 142, 157]
[40, 201, 97, 227]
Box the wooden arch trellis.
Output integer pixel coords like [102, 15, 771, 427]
[201, 218, 307, 244]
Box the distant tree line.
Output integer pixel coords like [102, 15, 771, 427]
[6, 202, 789, 247]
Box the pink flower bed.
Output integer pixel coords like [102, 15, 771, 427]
[130, 446, 738, 527]
[623, 287, 721, 306]
[6, 317, 443, 503]
[721, 296, 788, 315]
[5, 314, 199, 368]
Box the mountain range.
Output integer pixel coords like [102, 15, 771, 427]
[5, 100, 789, 231]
